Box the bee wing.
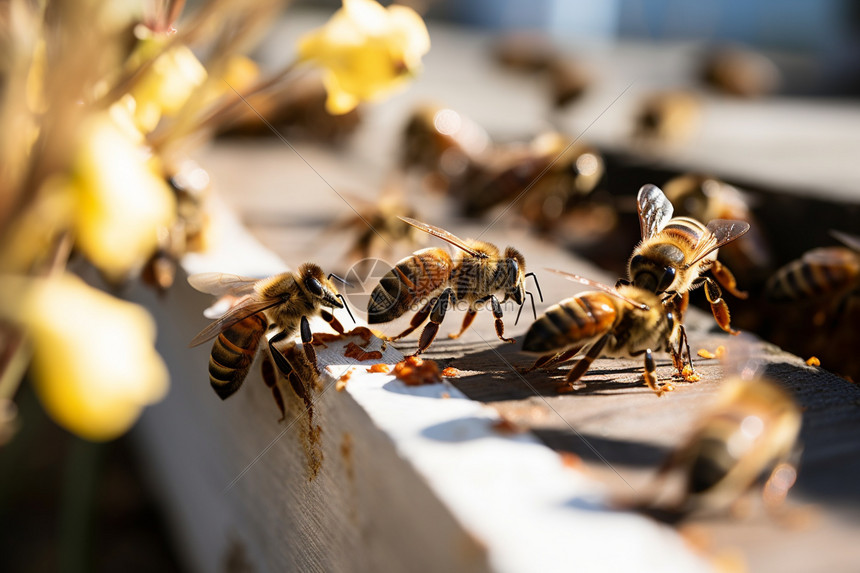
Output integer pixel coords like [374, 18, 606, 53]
[187, 272, 261, 297]
[637, 184, 674, 239]
[398, 217, 484, 257]
[189, 297, 281, 347]
[545, 269, 649, 310]
[687, 219, 751, 266]
[831, 230, 860, 252]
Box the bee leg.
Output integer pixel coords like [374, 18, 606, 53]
[448, 308, 477, 339]
[490, 295, 515, 343]
[521, 347, 580, 373]
[267, 333, 313, 411]
[415, 289, 453, 356]
[320, 308, 345, 335]
[642, 348, 672, 396]
[670, 323, 695, 376]
[300, 315, 321, 376]
[386, 298, 434, 342]
[563, 336, 608, 389]
[704, 279, 740, 335]
[710, 260, 748, 299]
[260, 354, 286, 422]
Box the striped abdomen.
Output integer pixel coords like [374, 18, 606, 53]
[522, 292, 616, 353]
[661, 217, 709, 251]
[209, 313, 267, 399]
[368, 247, 452, 323]
[767, 247, 860, 302]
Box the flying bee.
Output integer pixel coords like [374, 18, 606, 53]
[367, 217, 542, 355]
[522, 271, 680, 396]
[644, 375, 801, 517]
[188, 264, 353, 420]
[766, 230, 860, 305]
[662, 174, 771, 277]
[458, 132, 604, 231]
[622, 184, 750, 373]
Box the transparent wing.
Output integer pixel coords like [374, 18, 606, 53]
[687, 219, 751, 267]
[545, 268, 649, 310]
[398, 217, 484, 257]
[637, 184, 674, 239]
[189, 297, 281, 347]
[831, 230, 860, 252]
[187, 272, 261, 297]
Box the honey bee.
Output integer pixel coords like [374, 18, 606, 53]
[188, 264, 353, 419]
[646, 375, 801, 516]
[367, 217, 541, 355]
[622, 184, 750, 375]
[458, 132, 604, 230]
[662, 174, 771, 277]
[632, 90, 701, 145]
[142, 160, 211, 293]
[766, 230, 860, 304]
[325, 184, 423, 262]
[522, 271, 680, 396]
[401, 104, 491, 191]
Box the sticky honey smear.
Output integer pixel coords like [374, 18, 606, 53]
[344, 341, 383, 361]
[393, 356, 442, 386]
[336, 367, 355, 392]
[681, 364, 701, 382]
[280, 344, 324, 481]
[442, 366, 461, 378]
[806, 356, 821, 367]
[366, 363, 391, 374]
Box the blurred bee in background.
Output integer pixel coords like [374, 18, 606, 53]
[324, 183, 424, 263]
[640, 372, 801, 518]
[367, 217, 541, 355]
[700, 45, 782, 99]
[216, 72, 362, 143]
[632, 90, 701, 146]
[766, 230, 860, 312]
[762, 231, 860, 382]
[662, 174, 772, 280]
[521, 271, 680, 396]
[142, 160, 212, 292]
[458, 132, 604, 232]
[622, 184, 750, 374]
[188, 264, 353, 420]
[400, 104, 491, 192]
[491, 33, 591, 109]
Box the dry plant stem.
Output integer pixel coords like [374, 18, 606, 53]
[150, 59, 302, 153]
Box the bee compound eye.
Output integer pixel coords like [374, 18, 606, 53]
[305, 277, 324, 296]
[657, 266, 677, 293]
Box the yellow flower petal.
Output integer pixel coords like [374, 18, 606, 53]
[3, 274, 169, 441]
[299, 0, 429, 115]
[71, 114, 176, 281]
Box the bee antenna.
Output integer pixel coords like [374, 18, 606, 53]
[328, 273, 352, 288]
[336, 294, 356, 323]
[524, 272, 543, 302]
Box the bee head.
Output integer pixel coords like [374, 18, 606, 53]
[299, 263, 343, 309]
[629, 245, 683, 293]
[502, 247, 527, 304]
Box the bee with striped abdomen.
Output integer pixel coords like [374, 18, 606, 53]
[645, 375, 801, 516]
[189, 264, 352, 419]
[522, 271, 680, 396]
[766, 230, 860, 305]
[622, 184, 750, 377]
[367, 217, 541, 355]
